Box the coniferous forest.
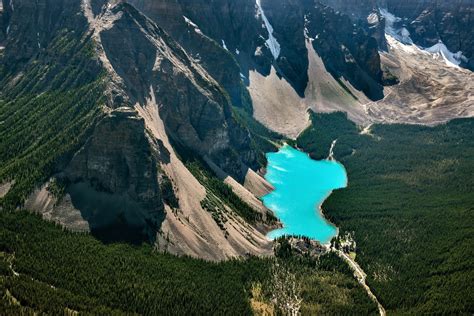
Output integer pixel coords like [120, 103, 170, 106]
[298, 112, 474, 314]
[0, 210, 378, 315]
[0, 6, 472, 313]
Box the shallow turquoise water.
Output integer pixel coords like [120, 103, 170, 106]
[263, 145, 348, 244]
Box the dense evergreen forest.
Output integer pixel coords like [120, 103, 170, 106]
[0, 210, 377, 314]
[298, 112, 474, 314]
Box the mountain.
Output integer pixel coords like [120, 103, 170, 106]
[129, 0, 473, 138]
[0, 0, 277, 260]
[0, 0, 473, 314]
[323, 0, 474, 70]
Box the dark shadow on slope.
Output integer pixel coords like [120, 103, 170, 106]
[67, 182, 164, 245]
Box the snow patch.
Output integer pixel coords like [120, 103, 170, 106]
[379, 8, 412, 44]
[303, 15, 314, 41]
[425, 41, 465, 68]
[255, 0, 280, 60]
[367, 12, 379, 25]
[380, 9, 467, 69]
[386, 32, 466, 69]
[183, 16, 203, 35]
[386, 34, 421, 55]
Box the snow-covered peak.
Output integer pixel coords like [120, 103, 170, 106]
[255, 0, 280, 60]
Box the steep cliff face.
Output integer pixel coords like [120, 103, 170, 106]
[126, 0, 269, 109]
[97, 3, 259, 181]
[0, 0, 91, 70]
[259, 0, 308, 96]
[321, 0, 474, 70]
[0, 2, 6, 46]
[305, 3, 384, 100]
[65, 108, 165, 244]
[128, 0, 384, 102]
[388, 0, 474, 70]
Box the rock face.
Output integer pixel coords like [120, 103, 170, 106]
[98, 3, 259, 181]
[0, 0, 90, 68]
[65, 108, 164, 244]
[1, 0, 272, 259]
[388, 0, 474, 70]
[0, 2, 6, 46]
[321, 0, 474, 70]
[128, 0, 385, 101]
[304, 3, 384, 100]
[125, 0, 256, 110]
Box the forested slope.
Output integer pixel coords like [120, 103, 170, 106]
[0, 13, 105, 210]
[0, 210, 377, 315]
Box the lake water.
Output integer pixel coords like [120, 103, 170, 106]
[263, 145, 348, 244]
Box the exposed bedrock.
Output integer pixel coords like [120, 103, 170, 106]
[127, 0, 270, 109]
[321, 0, 474, 70]
[99, 3, 259, 181]
[127, 0, 385, 101]
[64, 108, 165, 244]
[260, 0, 308, 96]
[305, 3, 384, 100]
[0, 0, 88, 70]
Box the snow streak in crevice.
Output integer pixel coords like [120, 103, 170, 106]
[256, 0, 280, 60]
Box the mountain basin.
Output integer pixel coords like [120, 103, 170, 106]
[263, 145, 348, 244]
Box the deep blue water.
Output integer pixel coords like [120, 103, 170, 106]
[263, 145, 348, 244]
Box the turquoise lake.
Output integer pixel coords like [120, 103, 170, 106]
[263, 145, 348, 244]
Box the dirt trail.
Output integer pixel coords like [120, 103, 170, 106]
[334, 249, 386, 316]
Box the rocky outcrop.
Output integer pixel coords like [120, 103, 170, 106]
[98, 3, 259, 181]
[0, 2, 6, 46]
[127, 0, 269, 109]
[260, 0, 308, 96]
[128, 0, 385, 102]
[0, 0, 90, 70]
[390, 1, 474, 70]
[305, 3, 384, 100]
[320, 0, 474, 71]
[64, 108, 165, 244]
